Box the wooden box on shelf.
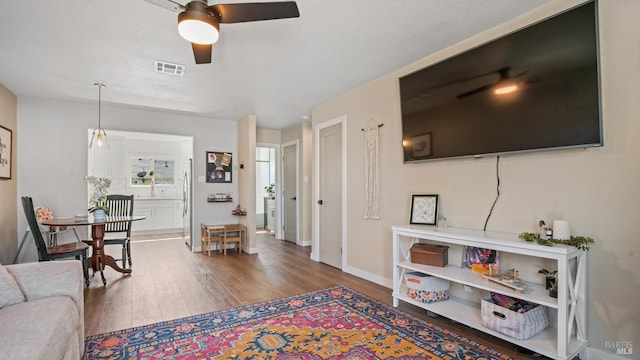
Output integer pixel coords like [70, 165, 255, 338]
[410, 243, 449, 267]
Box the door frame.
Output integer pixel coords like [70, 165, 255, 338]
[280, 139, 299, 244]
[312, 115, 347, 267]
[257, 142, 281, 239]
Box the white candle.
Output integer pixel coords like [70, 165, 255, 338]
[553, 220, 571, 240]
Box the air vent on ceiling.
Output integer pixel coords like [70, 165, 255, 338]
[154, 61, 185, 76]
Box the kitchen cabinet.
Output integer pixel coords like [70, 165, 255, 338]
[132, 199, 179, 233]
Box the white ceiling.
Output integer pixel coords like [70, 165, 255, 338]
[0, 0, 548, 129]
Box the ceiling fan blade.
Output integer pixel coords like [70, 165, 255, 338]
[192, 43, 212, 64]
[143, 0, 185, 13]
[456, 67, 514, 99]
[210, 1, 300, 23]
[456, 83, 494, 99]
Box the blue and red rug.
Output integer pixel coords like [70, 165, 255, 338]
[84, 286, 514, 359]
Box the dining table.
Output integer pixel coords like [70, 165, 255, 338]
[43, 215, 145, 286]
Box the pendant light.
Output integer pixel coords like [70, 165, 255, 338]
[89, 83, 110, 149]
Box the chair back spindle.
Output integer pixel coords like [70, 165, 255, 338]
[105, 195, 134, 234]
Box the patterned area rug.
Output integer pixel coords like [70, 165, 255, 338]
[84, 286, 514, 359]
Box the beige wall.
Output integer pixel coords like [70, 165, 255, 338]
[256, 128, 281, 144]
[312, 0, 639, 355]
[237, 114, 257, 252]
[0, 83, 17, 264]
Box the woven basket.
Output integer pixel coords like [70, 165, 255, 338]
[481, 297, 548, 340]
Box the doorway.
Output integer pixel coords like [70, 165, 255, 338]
[282, 141, 298, 244]
[256, 145, 278, 235]
[87, 130, 194, 245]
[314, 118, 345, 269]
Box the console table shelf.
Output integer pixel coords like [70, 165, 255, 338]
[398, 261, 557, 308]
[392, 225, 588, 360]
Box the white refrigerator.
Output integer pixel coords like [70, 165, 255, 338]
[183, 158, 194, 250]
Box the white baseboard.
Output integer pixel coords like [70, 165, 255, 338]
[310, 252, 319, 261]
[343, 264, 393, 289]
[299, 239, 311, 247]
[245, 247, 258, 254]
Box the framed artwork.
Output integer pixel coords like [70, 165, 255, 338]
[0, 125, 12, 180]
[409, 194, 438, 225]
[410, 133, 432, 158]
[206, 151, 232, 183]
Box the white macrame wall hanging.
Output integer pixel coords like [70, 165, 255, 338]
[362, 123, 383, 219]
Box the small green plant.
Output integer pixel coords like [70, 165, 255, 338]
[264, 183, 275, 197]
[539, 268, 558, 292]
[518, 232, 537, 242]
[538, 268, 557, 277]
[551, 236, 595, 251]
[519, 232, 594, 251]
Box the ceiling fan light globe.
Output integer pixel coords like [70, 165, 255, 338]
[178, 9, 220, 45]
[494, 84, 518, 95]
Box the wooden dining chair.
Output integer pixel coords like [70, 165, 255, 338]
[21, 196, 90, 286]
[83, 194, 134, 268]
[34, 205, 81, 247]
[201, 224, 223, 256]
[213, 224, 243, 255]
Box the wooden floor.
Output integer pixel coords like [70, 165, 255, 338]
[84, 232, 540, 359]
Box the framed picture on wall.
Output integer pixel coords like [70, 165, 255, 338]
[409, 194, 438, 225]
[410, 133, 432, 158]
[206, 151, 232, 183]
[0, 125, 12, 180]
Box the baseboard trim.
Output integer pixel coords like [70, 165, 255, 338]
[310, 252, 319, 262]
[343, 265, 392, 289]
[245, 247, 258, 254]
[299, 239, 311, 247]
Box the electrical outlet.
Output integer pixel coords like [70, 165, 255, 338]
[463, 285, 474, 293]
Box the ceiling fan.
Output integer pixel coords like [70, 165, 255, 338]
[456, 67, 530, 99]
[144, 0, 300, 64]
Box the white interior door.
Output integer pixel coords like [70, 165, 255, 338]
[283, 143, 297, 243]
[318, 123, 342, 269]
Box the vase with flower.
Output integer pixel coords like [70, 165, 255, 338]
[87, 176, 111, 221]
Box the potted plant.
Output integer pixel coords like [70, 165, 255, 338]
[86, 176, 111, 220]
[264, 183, 275, 198]
[538, 268, 557, 290]
[548, 278, 558, 298]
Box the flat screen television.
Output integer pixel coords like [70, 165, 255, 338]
[399, 1, 601, 163]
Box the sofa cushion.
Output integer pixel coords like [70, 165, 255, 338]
[0, 263, 25, 308]
[0, 296, 79, 360]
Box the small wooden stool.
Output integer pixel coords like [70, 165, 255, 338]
[212, 224, 243, 255]
[201, 224, 223, 256]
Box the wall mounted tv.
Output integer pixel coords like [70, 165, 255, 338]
[399, 1, 601, 163]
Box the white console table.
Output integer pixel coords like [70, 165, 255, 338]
[392, 225, 588, 360]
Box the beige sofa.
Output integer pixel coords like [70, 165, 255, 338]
[0, 260, 84, 360]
